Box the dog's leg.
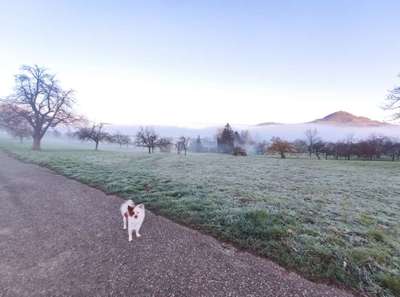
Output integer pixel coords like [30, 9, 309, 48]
[128, 225, 133, 242]
[135, 228, 141, 238]
[123, 215, 127, 230]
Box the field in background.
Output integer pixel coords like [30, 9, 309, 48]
[1, 138, 399, 297]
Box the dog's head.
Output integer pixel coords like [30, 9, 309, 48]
[133, 204, 144, 218]
[127, 203, 144, 218]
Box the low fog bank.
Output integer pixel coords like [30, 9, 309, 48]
[105, 123, 400, 142]
[251, 124, 400, 141]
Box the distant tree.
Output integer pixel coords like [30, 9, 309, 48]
[135, 127, 158, 154]
[157, 137, 173, 152]
[343, 134, 355, 160]
[110, 132, 131, 147]
[75, 123, 111, 150]
[239, 130, 253, 145]
[320, 142, 336, 160]
[293, 139, 308, 154]
[0, 103, 32, 142]
[382, 137, 400, 161]
[176, 136, 190, 155]
[313, 140, 325, 160]
[233, 146, 247, 156]
[267, 137, 295, 159]
[384, 74, 400, 120]
[2, 65, 79, 150]
[217, 123, 235, 154]
[255, 141, 268, 155]
[191, 135, 204, 152]
[305, 128, 321, 159]
[234, 131, 243, 146]
[49, 129, 62, 138]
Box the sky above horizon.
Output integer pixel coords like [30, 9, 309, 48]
[1, 1, 400, 127]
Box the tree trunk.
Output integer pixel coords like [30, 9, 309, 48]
[32, 134, 42, 151]
[95, 141, 99, 150]
[148, 146, 151, 154]
[280, 152, 286, 159]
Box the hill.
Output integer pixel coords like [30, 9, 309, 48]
[310, 111, 390, 127]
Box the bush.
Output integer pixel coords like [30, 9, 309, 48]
[233, 146, 247, 156]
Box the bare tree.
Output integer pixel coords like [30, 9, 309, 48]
[75, 123, 111, 150]
[305, 128, 320, 159]
[267, 137, 295, 159]
[293, 139, 308, 154]
[191, 135, 204, 153]
[255, 141, 269, 155]
[384, 74, 400, 120]
[176, 136, 190, 155]
[313, 140, 325, 160]
[157, 137, 173, 152]
[0, 103, 32, 142]
[2, 65, 78, 150]
[110, 132, 131, 147]
[135, 127, 158, 154]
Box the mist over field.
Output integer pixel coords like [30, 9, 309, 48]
[103, 123, 400, 142]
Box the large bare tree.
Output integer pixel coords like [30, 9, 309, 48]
[2, 65, 78, 150]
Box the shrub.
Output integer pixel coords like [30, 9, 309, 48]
[233, 147, 247, 156]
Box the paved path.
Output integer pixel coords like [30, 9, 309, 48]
[0, 152, 356, 297]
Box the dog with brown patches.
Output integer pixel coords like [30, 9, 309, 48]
[120, 200, 145, 241]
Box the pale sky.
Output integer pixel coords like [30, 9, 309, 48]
[1, 1, 399, 127]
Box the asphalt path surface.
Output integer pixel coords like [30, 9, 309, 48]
[0, 152, 356, 297]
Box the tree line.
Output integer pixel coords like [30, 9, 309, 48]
[265, 129, 400, 161]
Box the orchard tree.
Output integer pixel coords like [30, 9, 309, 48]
[305, 128, 321, 159]
[135, 127, 158, 153]
[192, 135, 204, 152]
[0, 103, 32, 142]
[157, 137, 173, 152]
[176, 136, 190, 155]
[75, 123, 111, 150]
[267, 137, 295, 159]
[2, 65, 79, 150]
[110, 132, 131, 147]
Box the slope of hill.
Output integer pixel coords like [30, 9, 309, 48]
[310, 111, 390, 127]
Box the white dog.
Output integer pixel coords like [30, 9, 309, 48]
[120, 200, 145, 241]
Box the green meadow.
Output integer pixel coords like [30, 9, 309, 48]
[1, 139, 399, 297]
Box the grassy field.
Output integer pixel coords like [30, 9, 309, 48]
[1, 139, 399, 297]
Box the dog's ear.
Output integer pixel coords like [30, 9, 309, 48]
[136, 204, 145, 209]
